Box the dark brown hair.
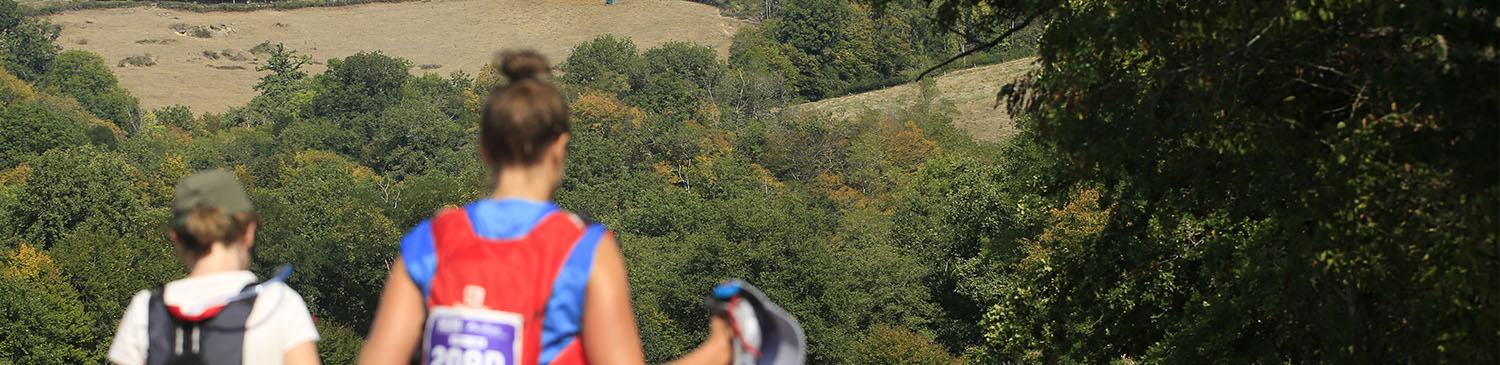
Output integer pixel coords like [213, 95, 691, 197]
[480, 50, 570, 166]
[172, 206, 258, 256]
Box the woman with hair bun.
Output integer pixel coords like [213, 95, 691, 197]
[359, 51, 732, 365]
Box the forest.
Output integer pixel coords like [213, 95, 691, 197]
[0, 0, 1495, 363]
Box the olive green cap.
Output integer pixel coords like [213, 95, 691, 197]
[171, 170, 254, 229]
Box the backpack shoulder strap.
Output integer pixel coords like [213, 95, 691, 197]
[144, 285, 175, 365]
[538, 223, 608, 364]
[192, 282, 255, 365]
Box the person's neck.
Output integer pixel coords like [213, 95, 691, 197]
[187, 244, 248, 277]
[490, 165, 555, 202]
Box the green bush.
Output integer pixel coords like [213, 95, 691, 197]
[559, 34, 642, 95]
[38, 51, 141, 132]
[0, 101, 87, 169]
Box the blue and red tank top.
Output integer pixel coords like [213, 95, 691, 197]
[401, 199, 607, 365]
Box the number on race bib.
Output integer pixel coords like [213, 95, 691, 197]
[423, 306, 522, 365]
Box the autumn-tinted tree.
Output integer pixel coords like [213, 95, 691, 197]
[0, 245, 97, 362]
[50, 232, 182, 352]
[39, 50, 140, 132]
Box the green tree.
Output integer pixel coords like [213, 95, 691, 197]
[154, 105, 195, 131]
[891, 0, 1499, 361]
[39, 50, 141, 132]
[623, 42, 726, 119]
[306, 51, 412, 117]
[387, 169, 484, 229]
[277, 117, 360, 157]
[0, 244, 97, 363]
[402, 72, 475, 121]
[751, 0, 920, 99]
[0, 0, 19, 33]
[254, 43, 311, 100]
[315, 321, 365, 363]
[361, 98, 469, 177]
[0, 15, 59, 81]
[12, 146, 145, 247]
[251, 151, 400, 332]
[50, 231, 182, 353]
[724, 26, 799, 118]
[559, 34, 642, 95]
[766, 0, 854, 98]
[181, 126, 276, 172]
[640, 42, 726, 100]
[0, 100, 88, 169]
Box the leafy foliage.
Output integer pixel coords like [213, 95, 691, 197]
[254, 43, 312, 101]
[12, 146, 146, 248]
[50, 232, 182, 351]
[0, 245, 97, 363]
[0, 4, 58, 82]
[559, 34, 640, 95]
[882, 0, 1500, 362]
[0, 98, 88, 169]
[306, 51, 411, 117]
[853, 324, 961, 365]
[153, 105, 194, 131]
[2, 1, 1492, 363]
[39, 50, 140, 132]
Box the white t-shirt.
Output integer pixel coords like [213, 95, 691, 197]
[108, 270, 320, 365]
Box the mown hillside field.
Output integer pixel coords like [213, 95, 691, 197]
[1, 0, 1495, 363]
[47, 0, 744, 112]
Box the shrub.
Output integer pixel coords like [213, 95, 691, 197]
[248, 41, 275, 56]
[116, 54, 155, 67]
[221, 49, 250, 62]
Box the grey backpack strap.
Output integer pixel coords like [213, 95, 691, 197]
[193, 282, 257, 365]
[145, 286, 174, 365]
[144, 283, 258, 365]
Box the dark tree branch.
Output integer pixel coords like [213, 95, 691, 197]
[916, 5, 1052, 81]
[922, 15, 984, 45]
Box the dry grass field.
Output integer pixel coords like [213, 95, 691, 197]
[797, 57, 1038, 142]
[48, 0, 742, 112]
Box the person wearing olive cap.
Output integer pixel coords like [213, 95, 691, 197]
[108, 170, 320, 365]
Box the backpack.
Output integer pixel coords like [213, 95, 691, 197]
[144, 283, 258, 365]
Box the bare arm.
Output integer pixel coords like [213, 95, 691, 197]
[581, 234, 648, 364]
[284, 341, 320, 365]
[665, 316, 733, 365]
[581, 234, 732, 365]
[358, 256, 426, 365]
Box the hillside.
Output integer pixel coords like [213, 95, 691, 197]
[796, 57, 1037, 142]
[47, 0, 742, 112]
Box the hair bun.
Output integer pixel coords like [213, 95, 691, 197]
[499, 50, 551, 81]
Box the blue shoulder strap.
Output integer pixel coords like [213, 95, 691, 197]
[401, 220, 438, 298]
[538, 223, 607, 364]
[403, 200, 561, 299]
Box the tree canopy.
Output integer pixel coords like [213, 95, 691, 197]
[0, 0, 1493, 363]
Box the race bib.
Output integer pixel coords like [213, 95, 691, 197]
[423, 306, 523, 365]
